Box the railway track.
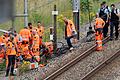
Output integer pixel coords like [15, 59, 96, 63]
[81, 48, 120, 80]
[89, 53, 120, 80]
[44, 29, 120, 80]
[44, 37, 109, 80]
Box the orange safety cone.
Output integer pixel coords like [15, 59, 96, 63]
[96, 31, 103, 51]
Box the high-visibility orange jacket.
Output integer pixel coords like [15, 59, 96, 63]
[0, 37, 3, 44]
[1, 35, 9, 45]
[22, 46, 32, 59]
[24, 51, 32, 59]
[45, 42, 53, 54]
[66, 20, 76, 37]
[33, 27, 38, 32]
[16, 42, 22, 54]
[37, 26, 44, 37]
[19, 29, 31, 41]
[95, 18, 105, 29]
[32, 34, 39, 47]
[28, 27, 35, 36]
[1, 36, 5, 44]
[14, 34, 22, 43]
[6, 41, 16, 56]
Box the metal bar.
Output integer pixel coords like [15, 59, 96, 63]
[77, 10, 80, 40]
[53, 5, 57, 54]
[15, 14, 28, 17]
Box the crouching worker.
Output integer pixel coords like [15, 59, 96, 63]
[63, 17, 77, 50]
[23, 46, 34, 62]
[5, 36, 16, 77]
[95, 14, 105, 51]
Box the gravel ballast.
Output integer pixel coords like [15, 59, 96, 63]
[54, 36, 120, 80]
[90, 55, 120, 80]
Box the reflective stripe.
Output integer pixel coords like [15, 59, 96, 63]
[98, 44, 102, 47]
[35, 56, 39, 58]
[96, 40, 102, 42]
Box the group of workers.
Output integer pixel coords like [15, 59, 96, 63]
[0, 22, 48, 77]
[0, 17, 77, 77]
[95, 2, 120, 51]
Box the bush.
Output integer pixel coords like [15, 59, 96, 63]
[19, 61, 30, 74]
[0, 60, 6, 71]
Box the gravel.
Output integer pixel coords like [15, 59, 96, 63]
[54, 36, 120, 80]
[89, 55, 120, 80]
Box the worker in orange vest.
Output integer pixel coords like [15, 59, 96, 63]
[28, 23, 34, 48]
[1, 32, 10, 45]
[19, 27, 31, 42]
[44, 42, 53, 55]
[32, 30, 39, 48]
[0, 36, 3, 44]
[23, 46, 33, 62]
[95, 14, 105, 51]
[32, 30, 40, 62]
[0, 37, 5, 63]
[5, 36, 16, 77]
[14, 31, 22, 44]
[63, 17, 77, 50]
[37, 21, 44, 46]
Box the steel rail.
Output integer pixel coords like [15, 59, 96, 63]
[81, 49, 120, 80]
[44, 36, 110, 80]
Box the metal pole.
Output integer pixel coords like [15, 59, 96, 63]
[73, 0, 80, 40]
[12, 0, 16, 33]
[12, 17, 15, 32]
[24, 0, 28, 27]
[87, 0, 92, 30]
[53, 5, 57, 54]
[77, 10, 80, 40]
